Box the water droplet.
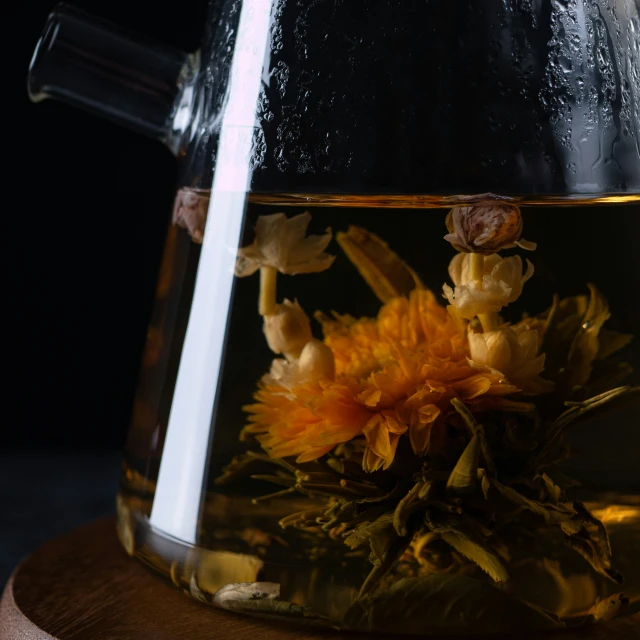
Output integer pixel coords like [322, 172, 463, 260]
[558, 55, 573, 73]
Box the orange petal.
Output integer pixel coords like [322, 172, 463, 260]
[357, 388, 382, 407]
[418, 404, 441, 425]
[483, 381, 521, 396]
[383, 433, 402, 470]
[389, 343, 415, 380]
[363, 447, 385, 472]
[409, 417, 432, 455]
[454, 374, 493, 399]
[384, 412, 409, 435]
[363, 416, 392, 459]
[296, 445, 335, 463]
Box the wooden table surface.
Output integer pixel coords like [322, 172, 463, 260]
[0, 518, 638, 639]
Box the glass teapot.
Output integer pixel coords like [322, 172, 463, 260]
[29, 0, 640, 634]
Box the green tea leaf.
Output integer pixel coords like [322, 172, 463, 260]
[488, 479, 576, 526]
[211, 581, 336, 627]
[295, 481, 367, 499]
[250, 474, 295, 488]
[589, 592, 630, 622]
[536, 287, 629, 390]
[554, 386, 639, 430]
[343, 574, 563, 634]
[533, 473, 563, 505]
[539, 293, 588, 377]
[446, 435, 480, 496]
[218, 595, 334, 627]
[566, 283, 611, 388]
[425, 511, 509, 583]
[563, 592, 632, 626]
[418, 480, 433, 500]
[215, 452, 289, 486]
[357, 535, 414, 599]
[478, 468, 491, 501]
[319, 498, 355, 531]
[393, 481, 423, 536]
[357, 480, 406, 505]
[440, 531, 509, 584]
[540, 293, 560, 354]
[213, 581, 280, 606]
[451, 398, 496, 474]
[344, 512, 396, 565]
[278, 506, 328, 529]
[564, 502, 622, 584]
[536, 386, 640, 467]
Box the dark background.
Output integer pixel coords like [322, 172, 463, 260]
[9, 0, 209, 452]
[3, 0, 208, 584]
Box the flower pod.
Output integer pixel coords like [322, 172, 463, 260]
[444, 204, 535, 255]
[263, 299, 312, 359]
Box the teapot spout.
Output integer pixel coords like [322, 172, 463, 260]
[28, 4, 197, 153]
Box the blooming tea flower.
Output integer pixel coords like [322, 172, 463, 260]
[243, 288, 534, 472]
[263, 299, 313, 360]
[443, 253, 534, 320]
[266, 339, 336, 388]
[444, 204, 536, 255]
[298, 339, 336, 380]
[235, 212, 335, 277]
[263, 339, 335, 390]
[468, 323, 553, 393]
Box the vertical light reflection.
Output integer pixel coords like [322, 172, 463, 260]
[150, 0, 275, 543]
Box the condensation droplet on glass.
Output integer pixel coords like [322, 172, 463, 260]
[558, 55, 573, 73]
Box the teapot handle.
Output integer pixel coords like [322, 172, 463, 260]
[28, 4, 197, 155]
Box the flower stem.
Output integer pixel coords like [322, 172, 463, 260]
[469, 253, 497, 332]
[478, 313, 498, 332]
[259, 266, 278, 316]
[469, 252, 484, 284]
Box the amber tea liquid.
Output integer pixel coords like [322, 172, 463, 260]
[118, 193, 640, 629]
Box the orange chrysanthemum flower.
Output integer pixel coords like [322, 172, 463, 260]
[242, 288, 536, 472]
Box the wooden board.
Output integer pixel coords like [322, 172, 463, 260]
[0, 518, 638, 639]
